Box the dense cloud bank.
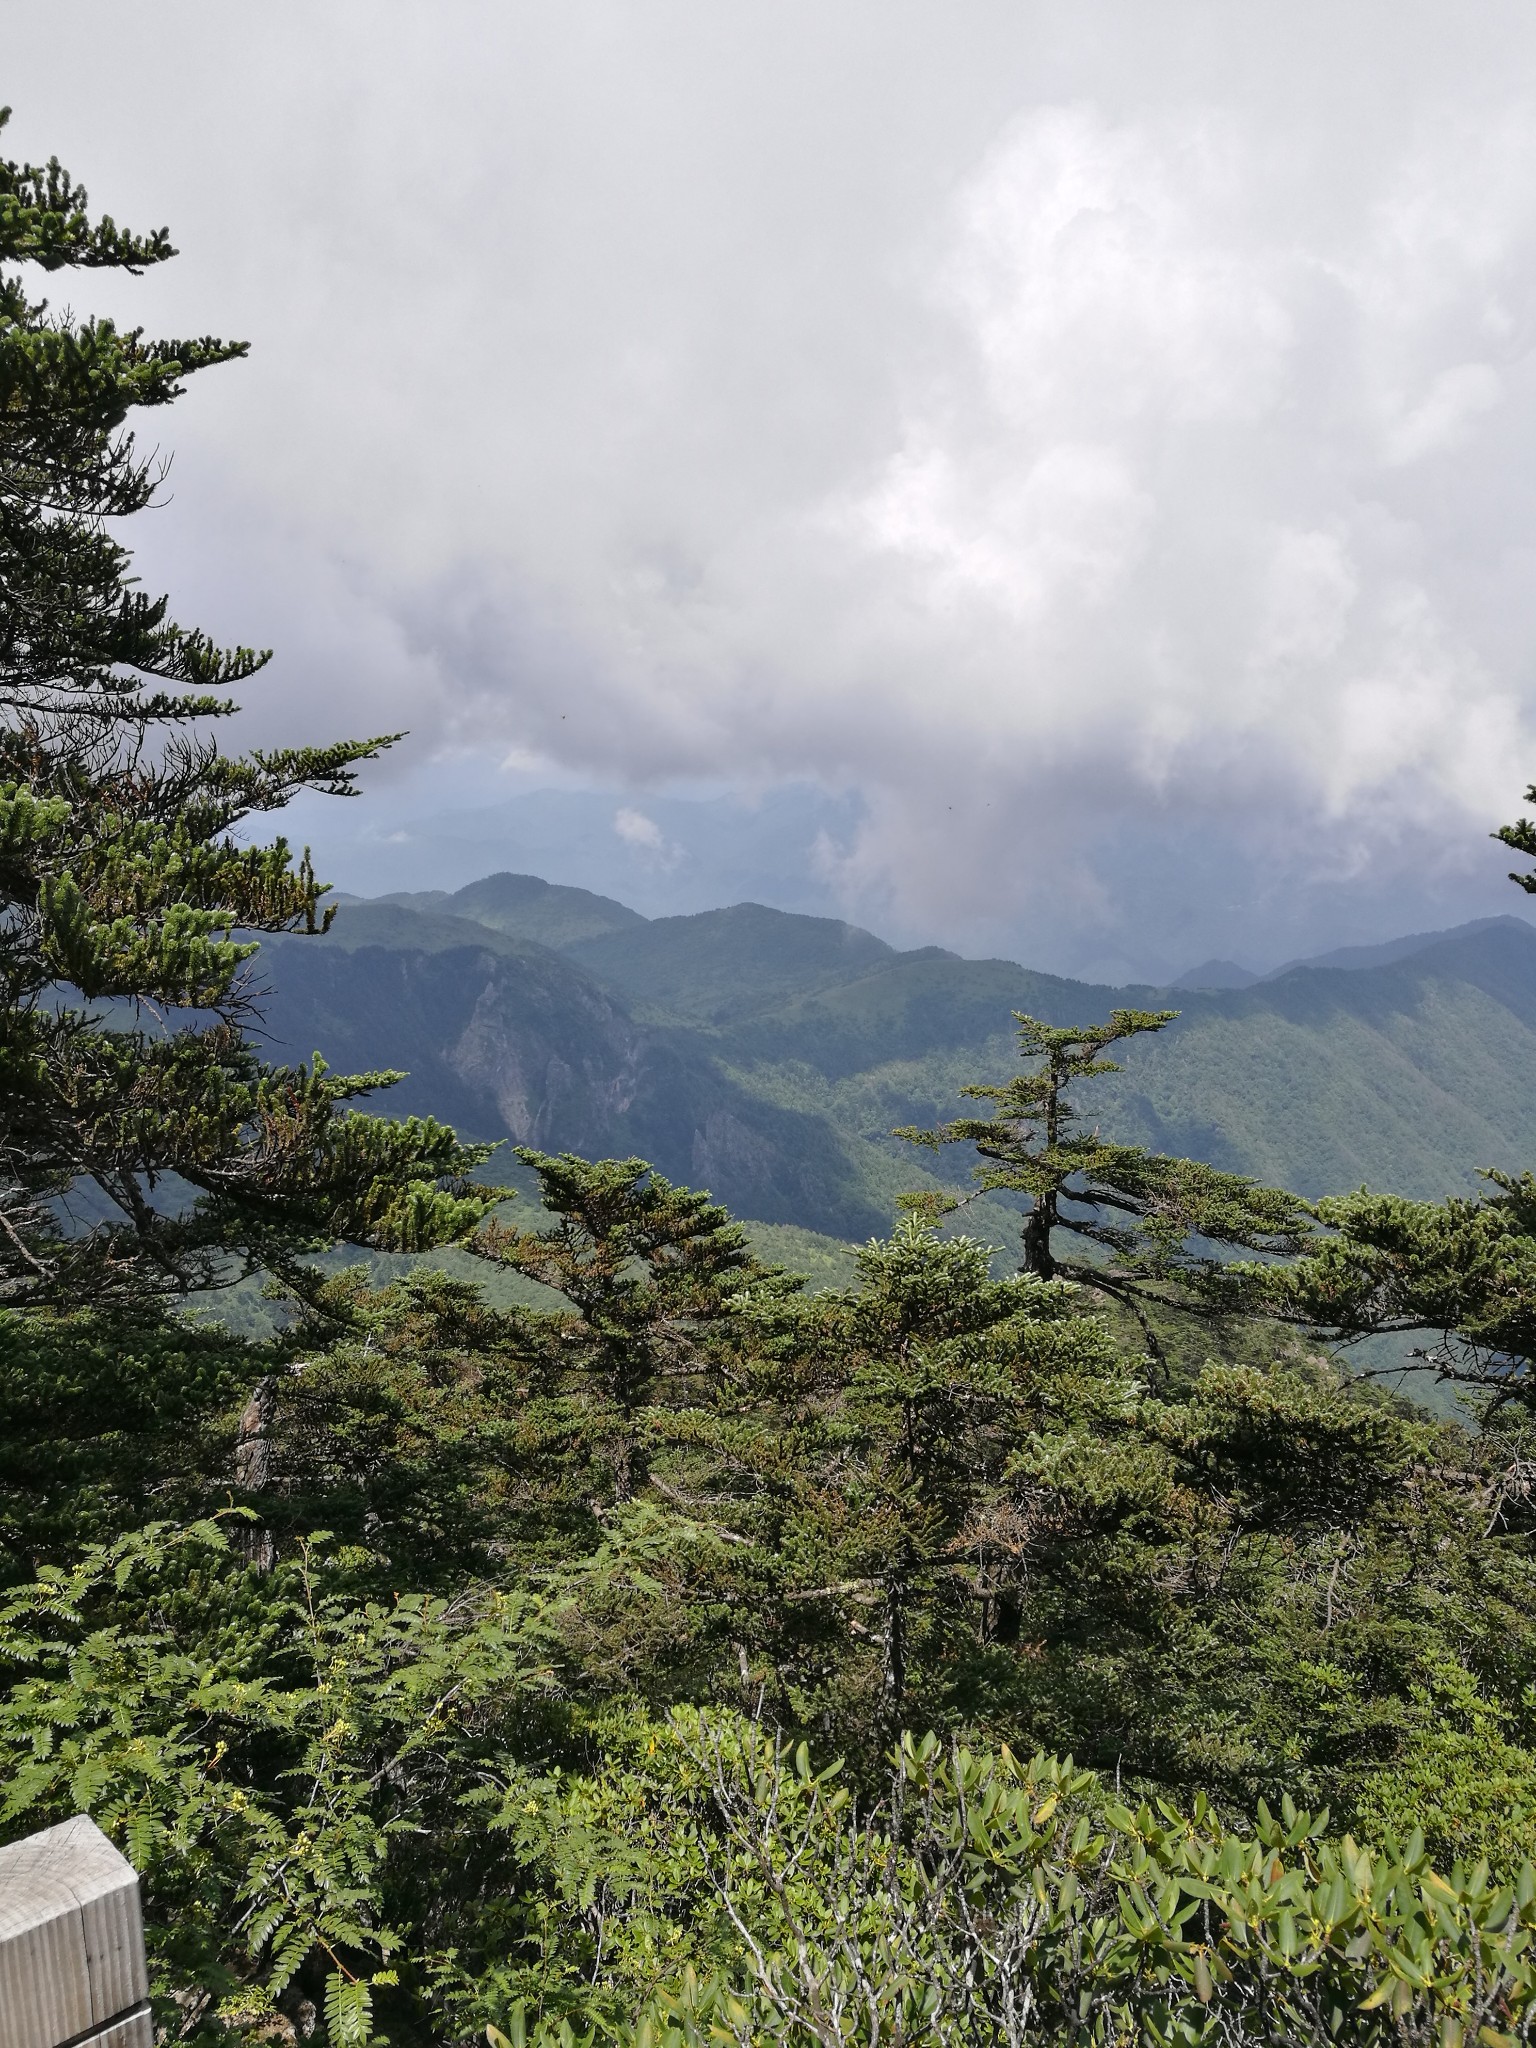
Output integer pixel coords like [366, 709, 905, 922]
[11, 4, 1536, 976]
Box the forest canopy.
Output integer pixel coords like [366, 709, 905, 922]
[8, 107, 1536, 2048]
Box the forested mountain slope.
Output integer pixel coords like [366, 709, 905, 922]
[260, 885, 1536, 1239]
[701, 915, 1536, 1204]
[564, 901, 908, 1023]
[261, 903, 890, 1237]
[1094, 920, 1536, 1198]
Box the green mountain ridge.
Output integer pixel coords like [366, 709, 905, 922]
[261, 880, 1536, 1257]
[565, 900, 918, 1025]
[261, 908, 895, 1239]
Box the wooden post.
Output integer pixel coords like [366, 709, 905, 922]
[0, 1816, 151, 2048]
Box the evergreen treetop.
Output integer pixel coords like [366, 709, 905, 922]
[898, 1008, 1312, 1361]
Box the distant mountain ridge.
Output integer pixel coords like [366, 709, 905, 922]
[566, 903, 924, 1026]
[1273, 915, 1533, 978]
[1172, 915, 1531, 990]
[260, 879, 1536, 1243]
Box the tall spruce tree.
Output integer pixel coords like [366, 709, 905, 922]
[899, 1009, 1310, 1360]
[0, 110, 495, 1304]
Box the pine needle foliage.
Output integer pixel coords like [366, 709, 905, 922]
[0, 108, 497, 1304]
[470, 1150, 766, 1499]
[898, 1009, 1312, 1361]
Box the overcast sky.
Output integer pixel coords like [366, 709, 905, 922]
[12, 5, 1536, 978]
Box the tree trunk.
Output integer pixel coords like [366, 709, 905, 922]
[233, 1376, 277, 1572]
[1021, 1191, 1056, 1279]
[881, 1578, 906, 1729]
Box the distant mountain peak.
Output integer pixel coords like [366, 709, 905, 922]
[375, 872, 644, 949]
[561, 898, 898, 1025]
[1170, 958, 1260, 990]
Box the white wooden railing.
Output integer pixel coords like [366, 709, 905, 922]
[0, 1817, 150, 2048]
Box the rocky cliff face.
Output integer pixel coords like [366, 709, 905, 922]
[443, 950, 649, 1149]
[258, 935, 885, 1236]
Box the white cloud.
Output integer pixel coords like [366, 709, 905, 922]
[613, 808, 664, 852]
[10, 5, 1536, 973]
[1382, 362, 1503, 465]
[613, 808, 679, 867]
[1253, 530, 1358, 671]
[855, 440, 1154, 622]
[945, 105, 1295, 433]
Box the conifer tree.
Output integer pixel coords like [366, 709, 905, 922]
[1496, 783, 1536, 893]
[724, 1214, 1123, 1739]
[899, 1009, 1311, 1360]
[0, 110, 495, 1304]
[471, 1148, 764, 1498]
